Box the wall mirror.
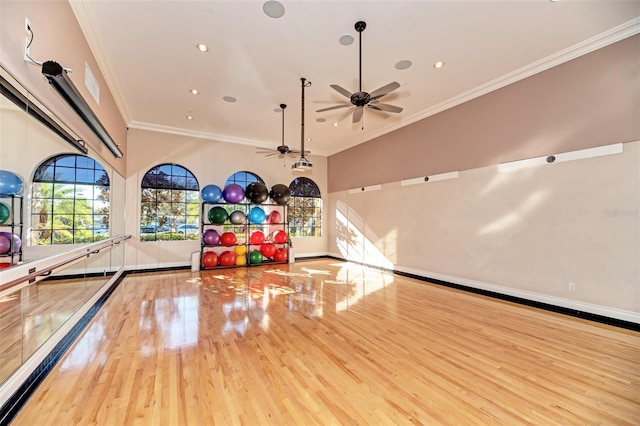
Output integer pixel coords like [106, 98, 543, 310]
[0, 65, 126, 385]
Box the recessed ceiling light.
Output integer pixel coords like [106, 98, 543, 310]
[190, 89, 199, 95]
[339, 35, 354, 46]
[433, 61, 445, 69]
[196, 44, 209, 52]
[395, 60, 412, 70]
[333, 122, 339, 127]
[316, 117, 326, 123]
[223, 96, 237, 103]
[306, 138, 312, 142]
[186, 115, 194, 120]
[263, 1, 285, 18]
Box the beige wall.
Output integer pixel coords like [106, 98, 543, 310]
[327, 141, 639, 320]
[0, 0, 127, 176]
[328, 35, 640, 192]
[124, 128, 328, 269]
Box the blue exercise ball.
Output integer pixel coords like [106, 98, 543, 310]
[248, 206, 266, 224]
[201, 184, 223, 203]
[0, 170, 24, 196]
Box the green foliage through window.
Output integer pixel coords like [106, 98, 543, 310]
[31, 154, 110, 245]
[140, 164, 200, 241]
[288, 177, 321, 237]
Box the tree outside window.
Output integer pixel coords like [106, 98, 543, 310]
[31, 154, 110, 245]
[288, 177, 321, 237]
[140, 164, 199, 242]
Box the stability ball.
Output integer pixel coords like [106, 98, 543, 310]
[202, 229, 221, 246]
[0, 203, 10, 224]
[249, 250, 263, 264]
[0, 232, 21, 253]
[222, 184, 245, 204]
[0, 235, 10, 255]
[201, 184, 223, 203]
[208, 206, 228, 224]
[229, 210, 247, 225]
[219, 250, 237, 267]
[220, 231, 238, 247]
[234, 245, 247, 256]
[249, 230, 265, 245]
[273, 230, 288, 244]
[0, 262, 11, 270]
[0, 170, 24, 196]
[248, 207, 266, 224]
[202, 251, 219, 268]
[273, 248, 288, 263]
[260, 243, 276, 259]
[269, 184, 291, 205]
[245, 182, 268, 204]
[268, 210, 282, 224]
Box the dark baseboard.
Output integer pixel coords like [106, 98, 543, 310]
[322, 255, 640, 332]
[0, 272, 126, 426]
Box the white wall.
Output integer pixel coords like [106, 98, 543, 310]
[327, 141, 639, 322]
[124, 128, 328, 270]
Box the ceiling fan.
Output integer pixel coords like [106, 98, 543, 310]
[256, 103, 305, 160]
[316, 21, 403, 124]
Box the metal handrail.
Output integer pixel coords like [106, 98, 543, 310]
[0, 234, 131, 296]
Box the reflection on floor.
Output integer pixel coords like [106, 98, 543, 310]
[10, 260, 640, 425]
[0, 276, 107, 384]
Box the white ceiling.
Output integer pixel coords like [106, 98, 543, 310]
[70, 0, 639, 157]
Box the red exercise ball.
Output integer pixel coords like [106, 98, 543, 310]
[202, 251, 218, 268]
[268, 210, 282, 224]
[0, 262, 12, 270]
[250, 230, 265, 245]
[219, 250, 237, 267]
[220, 231, 238, 246]
[273, 230, 288, 244]
[273, 248, 288, 263]
[260, 243, 276, 258]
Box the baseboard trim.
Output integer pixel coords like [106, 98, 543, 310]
[325, 253, 639, 331]
[0, 270, 126, 425]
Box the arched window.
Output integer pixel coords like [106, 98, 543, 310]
[140, 163, 199, 241]
[288, 177, 322, 237]
[32, 154, 110, 244]
[225, 171, 264, 191]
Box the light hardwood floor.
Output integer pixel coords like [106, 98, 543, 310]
[10, 259, 640, 425]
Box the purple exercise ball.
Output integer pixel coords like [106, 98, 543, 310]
[0, 232, 20, 254]
[0, 235, 10, 255]
[222, 184, 245, 204]
[202, 229, 221, 246]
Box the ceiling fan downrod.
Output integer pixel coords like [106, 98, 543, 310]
[355, 21, 366, 93]
[300, 77, 311, 157]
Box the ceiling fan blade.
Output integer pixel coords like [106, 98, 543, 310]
[330, 84, 353, 99]
[369, 81, 401, 100]
[352, 107, 364, 123]
[256, 148, 276, 154]
[316, 103, 351, 113]
[368, 102, 403, 113]
[366, 105, 390, 119]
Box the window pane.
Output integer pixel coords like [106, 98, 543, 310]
[54, 167, 76, 182]
[75, 156, 93, 169]
[56, 156, 75, 167]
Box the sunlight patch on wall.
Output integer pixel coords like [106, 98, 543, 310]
[335, 200, 394, 269]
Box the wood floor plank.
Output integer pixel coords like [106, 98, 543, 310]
[9, 260, 640, 425]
